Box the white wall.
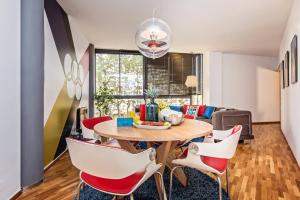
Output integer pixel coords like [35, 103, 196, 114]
[279, 0, 300, 165]
[202, 52, 210, 104]
[204, 52, 280, 123]
[209, 52, 223, 106]
[0, 0, 21, 199]
[222, 53, 279, 122]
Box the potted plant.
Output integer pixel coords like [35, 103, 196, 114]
[94, 83, 115, 116]
[144, 86, 159, 122]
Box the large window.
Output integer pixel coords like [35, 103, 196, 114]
[96, 51, 143, 96]
[95, 49, 203, 116]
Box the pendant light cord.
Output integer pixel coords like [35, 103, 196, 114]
[152, 8, 157, 22]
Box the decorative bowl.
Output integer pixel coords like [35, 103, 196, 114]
[159, 109, 184, 125]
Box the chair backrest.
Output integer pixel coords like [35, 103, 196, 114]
[66, 138, 150, 179]
[82, 116, 112, 130]
[81, 116, 112, 139]
[218, 125, 242, 159]
[231, 125, 242, 136]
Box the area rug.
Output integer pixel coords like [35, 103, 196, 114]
[75, 168, 230, 200]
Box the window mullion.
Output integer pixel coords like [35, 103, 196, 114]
[118, 53, 121, 95]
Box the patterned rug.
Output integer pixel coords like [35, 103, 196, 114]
[75, 168, 230, 200]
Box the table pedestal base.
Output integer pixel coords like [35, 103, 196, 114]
[118, 140, 188, 200]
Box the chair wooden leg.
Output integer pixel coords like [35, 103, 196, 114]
[216, 176, 222, 200]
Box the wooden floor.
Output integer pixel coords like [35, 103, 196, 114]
[17, 124, 300, 200]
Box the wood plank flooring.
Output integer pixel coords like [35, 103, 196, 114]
[17, 124, 300, 200]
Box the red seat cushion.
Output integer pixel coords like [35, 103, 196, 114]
[231, 125, 241, 136]
[197, 105, 206, 117]
[200, 156, 228, 173]
[82, 116, 112, 130]
[179, 148, 189, 159]
[180, 148, 228, 173]
[80, 171, 145, 195]
[199, 126, 240, 172]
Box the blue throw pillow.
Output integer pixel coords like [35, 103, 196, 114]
[169, 105, 182, 112]
[203, 106, 215, 119]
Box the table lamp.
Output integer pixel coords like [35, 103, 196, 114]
[185, 75, 197, 94]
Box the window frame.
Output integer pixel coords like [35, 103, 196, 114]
[94, 49, 203, 103]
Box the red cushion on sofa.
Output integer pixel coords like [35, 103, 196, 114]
[183, 104, 188, 114]
[197, 105, 206, 117]
[82, 116, 112, 130]
[80, 171, 145, 195]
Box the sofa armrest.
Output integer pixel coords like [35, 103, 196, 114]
[212, 110, 253, 140]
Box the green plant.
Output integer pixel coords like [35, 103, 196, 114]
[144, 85, 159, 99]
[94, 83, 115, 116]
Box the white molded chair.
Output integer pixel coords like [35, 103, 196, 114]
[81, 116, 112, 140]
[66, 138, 163, 200]
[81, 116, 120, 147]
[169, 125, 242, 200]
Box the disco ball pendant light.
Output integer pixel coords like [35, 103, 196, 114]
[135, 13, 172, 59]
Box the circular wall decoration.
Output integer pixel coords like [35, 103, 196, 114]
[63, 54, 85, 100]
[72, 60, 78, 83]
[63, 54, 72, 80]
[75, 84, 82, 100]
[78, 64, 85, 86]
[67, 79, 75, 98]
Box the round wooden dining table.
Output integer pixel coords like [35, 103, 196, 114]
[94, 119, 213, 200]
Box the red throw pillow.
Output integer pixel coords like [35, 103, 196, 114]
[197, 105, 206, 117]
[183, 104, 188, 114]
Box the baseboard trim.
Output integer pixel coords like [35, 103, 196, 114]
[44, 148, 68, 172]
[22, 179, 43, 191]
[10, 190, 22, 200]
[253, 121, 280, 125]
[280, 130, 300, 166]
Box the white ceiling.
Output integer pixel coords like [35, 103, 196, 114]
[57, 0, 293, 56]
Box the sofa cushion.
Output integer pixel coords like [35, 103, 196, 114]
[203, 106, 216, 119]
[196, 117, 212, 124]
[183, 104, 188, 114]
[169, 105, 182, 112]
[197, 105, 206, 116]
[186, 105, 199, 117]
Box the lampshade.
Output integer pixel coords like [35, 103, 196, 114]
[135, 17, 172, 59]
[185, 75, 198, 87]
